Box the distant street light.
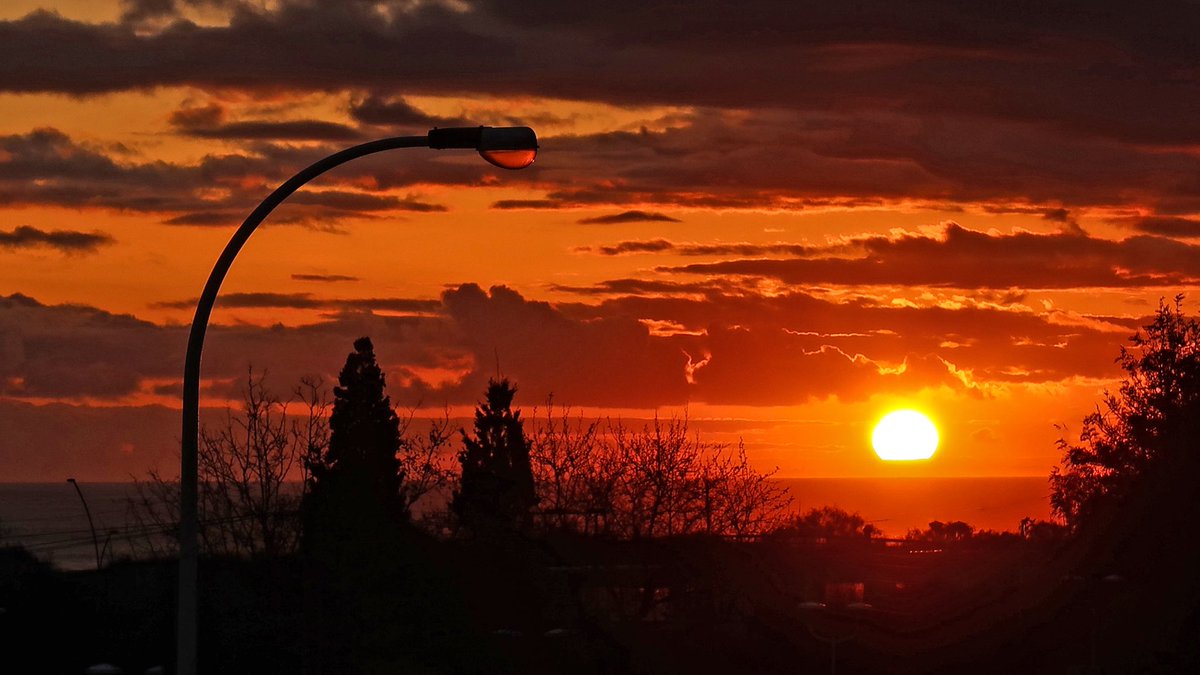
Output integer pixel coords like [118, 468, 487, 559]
[66, 478, 102, 570]
[799, 600, 873, 675]
[177, 126, 538, 675]
[1063, 571, 1126, 672]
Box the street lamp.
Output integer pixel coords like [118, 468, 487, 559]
[177, 126, 538, 675]
[66, 478, 102, 570]
[1062, 571, 1126, 672]
[799, 600, 873, 675]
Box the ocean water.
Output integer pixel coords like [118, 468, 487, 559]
[0, 477, 1051, 570]
[778, 476, 1051, 537]
[0, 482, 152, 571]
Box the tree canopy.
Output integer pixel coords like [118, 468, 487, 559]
[452, 378, 537, 535]
[301, 337, 405, 550]
[1051, 297, 1200, 529]
[771, 506, 878, 541]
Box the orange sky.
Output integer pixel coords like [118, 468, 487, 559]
[2, 1, 1199, 482]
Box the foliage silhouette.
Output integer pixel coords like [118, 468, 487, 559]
[301, 337, 405, 553]
[1017, 517, 1068, 543]
[452, 378, 537, 535]
[1045, 298, 1200, 675]
[127, 369, 325, 558]
[1051, 296, 1200, 530]
[772, 506, 879, 541]
[530, 403, 790, 538]
[906, 519, 974, 542]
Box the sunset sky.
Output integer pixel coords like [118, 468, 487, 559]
[3, 0, 1199, 482]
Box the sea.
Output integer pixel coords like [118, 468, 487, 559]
[0, 477, 1051, 571]
[780, 476, 1051, 536]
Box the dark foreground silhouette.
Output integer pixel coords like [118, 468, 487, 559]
[4, 512, 1200, 675]
[7, 303, 1200, 674]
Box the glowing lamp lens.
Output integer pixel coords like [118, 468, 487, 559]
[478, 148, 537, 170]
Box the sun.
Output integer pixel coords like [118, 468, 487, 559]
[872, 410, 939, 461]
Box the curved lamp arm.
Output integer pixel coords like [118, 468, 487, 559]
[66, 478, 102, 570]
[178, 126, 536, 675]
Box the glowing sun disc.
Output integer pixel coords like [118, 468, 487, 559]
[872, 410, 939, 461]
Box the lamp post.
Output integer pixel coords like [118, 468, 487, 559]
[799, 600, 872, 675]
[1063, 572, 1126, 673]
[66, 478, 102, 570]
[177, 126, 538, 675]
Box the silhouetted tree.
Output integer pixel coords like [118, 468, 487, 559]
[906, 519, 974, 542]
[527, 402, 608, 534]
[1018, 516, 1068, 543]
[1051, 297, 1200, 529]
[395, 407, 457, 518]
[295, 340, 463, 673]
[530, 405, 790, 538]
[1047, 298, 1200, 675]
[611, 416, 789, 538]
[452, 378, 536, 535]
[301, 337, 405, 551]
[772, 506, 879, 541]
[127, 369, 325, 558]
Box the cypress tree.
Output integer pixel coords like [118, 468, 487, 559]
[299, 337, 407, 673]
[452, 378, 536, 535]
[302, 336, 404, 551]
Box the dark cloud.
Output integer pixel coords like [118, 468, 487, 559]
[168, 101, 364, 141]
[0, 128, 451, 225]
[291, 273, 359, 283]
[1, 288, 688, 405]
[0, 292, 460, 401]
[490, 199, 562, 210]
[431, 284, 690, 407]
[348, 94, 471, 129]
[152, 292, 441, 313]
[1125, 216, 1200, 238]
[980, 205, 1072, 222]
[664, 223, 1200, 289]
[678, 242, 817, 257]
[182, 119, 363, 141]
[478, 1, 1200, 147]
[0, 127, 264, 214]
[0, 277, 1133, 414]
[1, 0, 1197, 152]
[286, 190, 447, 213]
[526, 112, 1200, 214]
[162, 212, 238, 226]
[168, 102, 223, 128]
[1, 288, 681, 407]
[0, 225, 114, 253]
[577, 210, 681, 225]
[0, 293, 182, 398]
[550, 277, 744, 297]
[591, 239, 674, 255]
[119, 0, 177, 24]
[6, 111, 1200, 227]
[584, 239, 817, 257]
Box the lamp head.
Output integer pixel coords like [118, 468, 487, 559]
[427, 126, 538, 170]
